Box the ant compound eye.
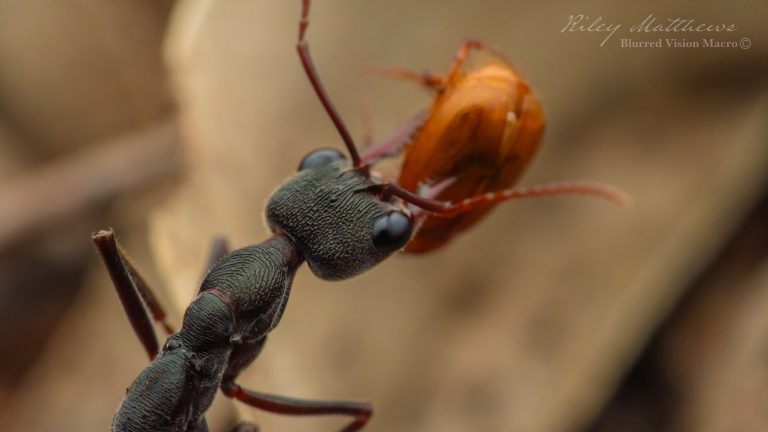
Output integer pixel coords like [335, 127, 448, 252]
[298, 148, 346, 171]
[372, 211, 413, 252]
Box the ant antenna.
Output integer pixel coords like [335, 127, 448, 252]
[297, 0, 362, 167]
[376, 180, 633, 216]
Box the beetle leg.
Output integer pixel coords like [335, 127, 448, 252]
[92, 229, 175, 359]
[443, 39, 485, 83]
[362, 64, 446, 91]
[408, 177, 457, 220]
[445, 39, 519, 82]
[360, 110, 427, 165]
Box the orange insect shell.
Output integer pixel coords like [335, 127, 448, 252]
[398, 54, 544, 253]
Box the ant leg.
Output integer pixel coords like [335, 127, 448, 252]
[381, 180, 633, 215]
[204, 236, 230, 269]
[192, 417, 209, 432]
[229, 422, 259, 432]
[221, 383, 371, 432]
[360, 110, 427, 165]
[199, 236, 230, 287]
[297, 0, 361, 167]
[221, 338, 372, 432]
[92, 229, 175, 360]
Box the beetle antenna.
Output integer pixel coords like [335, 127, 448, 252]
[379, 180, 632, 216]
[297, 0, 362, 167]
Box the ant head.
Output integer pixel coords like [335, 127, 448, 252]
[266, 148, 412, 280]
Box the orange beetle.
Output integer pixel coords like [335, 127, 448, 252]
[363, 40, 629, 253]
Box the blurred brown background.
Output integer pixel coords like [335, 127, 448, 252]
[0, 0, 767, 431]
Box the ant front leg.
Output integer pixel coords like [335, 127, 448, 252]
[193, 417, 259, 432]
[220, 337, 372, 432]
[92, 229, 175, 359]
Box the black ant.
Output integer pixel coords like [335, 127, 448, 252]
[94, 1, 627, 431]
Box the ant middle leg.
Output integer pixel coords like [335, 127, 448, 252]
[229, 423, 259, 432]
[199, 236, 230, 286]
[192, 417, 259, 432]
[92, 229, 175, 359]
[220, 337, 372, 432]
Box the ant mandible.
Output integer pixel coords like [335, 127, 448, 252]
[94, 1, 627, 431]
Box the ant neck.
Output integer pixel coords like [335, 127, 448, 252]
[268, 231, 305, 269]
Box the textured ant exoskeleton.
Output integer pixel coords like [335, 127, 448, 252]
[94, 1, 628, 431]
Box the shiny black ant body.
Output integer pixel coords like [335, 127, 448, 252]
[93, 1, 476, 430]
[93, 1, 627, 431]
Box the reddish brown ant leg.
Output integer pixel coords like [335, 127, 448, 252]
[92, 229, 174, 359]
[221, 380, 371, 432]
[220, 337, 371, 432]
[379, 180, 632, 216]
[440, 181, 634, 214]
[297, 0, 361, 167]
[205, 236, 230, 270]
[198, 236, 230, 287]
[229, 423, 260, 432]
